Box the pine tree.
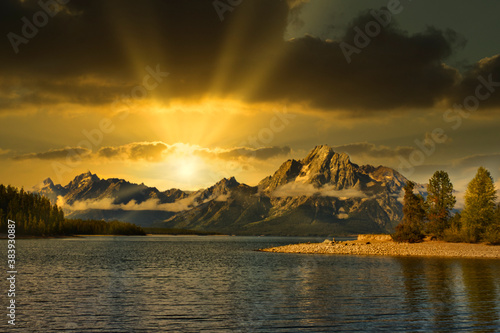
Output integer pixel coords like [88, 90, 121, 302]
[461, 167, 497, 242]
[393, 181, 426, 243]
[425, 171, 456, 237]
[0, 208, 5, 232]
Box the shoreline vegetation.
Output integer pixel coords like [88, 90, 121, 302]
[260, 234, 500, 259]
[392, 168, 499, 245]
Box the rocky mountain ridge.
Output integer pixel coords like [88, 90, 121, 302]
[33, 145, 410, 235]
[33, 171, 188, 205]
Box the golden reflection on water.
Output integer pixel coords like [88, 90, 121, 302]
[461, 260, 499, 332]
[398, 257, 500, 331]
[12, 237, 500, 331]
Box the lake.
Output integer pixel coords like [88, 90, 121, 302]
[2, 236, 500, 332]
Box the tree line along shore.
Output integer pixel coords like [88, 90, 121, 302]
[393, 167, 499, 244]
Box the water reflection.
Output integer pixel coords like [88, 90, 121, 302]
[425, 260, 456, 331]
[461, 260, 499, 332]
[397, 257, 500, 331]
[6, 237, 500, 332]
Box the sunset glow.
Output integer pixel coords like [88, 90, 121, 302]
[0, 0, 498, 195]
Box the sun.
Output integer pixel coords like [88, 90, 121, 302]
[175, 154, 204, 181]
[177, 156, 200, 178]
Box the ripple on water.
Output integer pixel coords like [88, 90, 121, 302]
[2, 236, 500, 332]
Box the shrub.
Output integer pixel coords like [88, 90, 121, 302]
[483, 230, 500, 245]
[392, 222, 424, 243]
[483, 224, 500, 245]
[442, 227, 464, 243]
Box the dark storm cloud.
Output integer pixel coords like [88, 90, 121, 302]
[1, 1, 499, 113]
[249, 12, 462, 111]
[450, 55, 500, 109]
[0, 0, 290, 110]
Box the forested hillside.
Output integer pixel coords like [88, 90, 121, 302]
[0, 184, 145, 236]
[0, 184, 64, 235]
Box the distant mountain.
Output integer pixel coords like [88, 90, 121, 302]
[33, 177, 67, 203]
[159, 145, 407, 235]
[34, 171, 187, 205]
[32, 171, 187, 226]
[33, 145, 410, 235]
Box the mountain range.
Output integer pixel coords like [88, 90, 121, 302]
[33, 145, 409, 236]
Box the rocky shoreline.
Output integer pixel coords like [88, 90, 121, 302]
[260, 237, 500, 259]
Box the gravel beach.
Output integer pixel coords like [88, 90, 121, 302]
[260, 238, 500, 259]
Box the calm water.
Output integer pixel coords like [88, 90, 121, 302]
[2, 236, 500, 332]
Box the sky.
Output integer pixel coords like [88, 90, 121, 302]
[0, 0, 499, 198]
